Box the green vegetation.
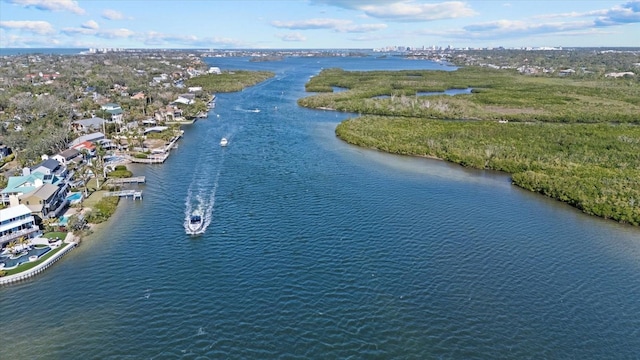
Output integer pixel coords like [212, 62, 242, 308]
[84, 196, 119, 224]
[337, 117, 640, 225]
[185, 70, 275, 93]
[43, 231, 67, 240]
[303, 67, 640, 225]
[2, 243, 70, 276]
[107, 165, 133, 178]
[299, 67, 640, 123]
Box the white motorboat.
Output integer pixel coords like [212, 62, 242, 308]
[220, 137, 228, 147]
[188, 211, 203, 233]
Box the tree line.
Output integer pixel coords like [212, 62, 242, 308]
[301, 66, 640, 225]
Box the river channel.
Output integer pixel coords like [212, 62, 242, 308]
[1, 55, 639, 359]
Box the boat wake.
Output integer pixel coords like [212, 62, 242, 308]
[184, 152, 224, 236]
[234, 106, 260, 113]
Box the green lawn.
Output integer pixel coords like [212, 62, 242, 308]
[3, 242, 72, 276]
[43, 231, 67, 239]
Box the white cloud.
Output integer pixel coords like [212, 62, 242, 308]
[272, 18, 352, 30]
[342, 23, 388, 32]
[0, 20, 55, 34]
[82, 20, 99, 30]
[8, 0, 84, 14]
[61, 26, 96, 36]
[275, 32, 307, 42]
[310, 0, 477, 22]
[138, 31, 245, 48]
[534, 1, 640, 26]
[422, 1, 640, 41]
[95, 28, 135, 39]
[102, 9, 125, 21]
[271, 18, 386, 33]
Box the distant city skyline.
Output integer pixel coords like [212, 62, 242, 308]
[1, 0, 639, 49]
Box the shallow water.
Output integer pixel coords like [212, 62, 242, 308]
[1, 56, 639, 359]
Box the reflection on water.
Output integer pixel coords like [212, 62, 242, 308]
[1, 55, 639, 359]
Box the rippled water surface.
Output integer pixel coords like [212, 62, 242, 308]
[2, 56, 640, 359]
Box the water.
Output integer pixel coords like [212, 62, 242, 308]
[1, 56, 639, 359]
[66, 192, 83, 203]
[0, 48, 87, 56]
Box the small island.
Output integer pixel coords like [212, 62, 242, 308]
[299, 53, 640, 225]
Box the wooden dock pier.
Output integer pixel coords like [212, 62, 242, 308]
[103, 190, 143, 200]
[109, 176, 146, 185]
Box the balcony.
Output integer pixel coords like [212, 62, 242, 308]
[0, 226, 41, 245]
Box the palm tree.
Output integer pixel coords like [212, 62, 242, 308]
[42, 217, 58, 233]
[17, 235, 30, 251]
[6, 240, 18, 255]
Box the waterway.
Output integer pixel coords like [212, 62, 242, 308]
[1, 56, 640, 359]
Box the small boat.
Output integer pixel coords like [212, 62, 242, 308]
[220, 137, 228, 147]
[188, 211, 203, 233]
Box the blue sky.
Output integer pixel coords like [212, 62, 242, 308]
[1, 0, 639, 49]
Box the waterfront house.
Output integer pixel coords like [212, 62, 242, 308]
[18, 183, 68, 221]
[1, 170, 65, 207]
[0, 204, 41, 249]
[155, 106, 184, 122]
[173, 93, 195, 105]
[71, 141, 96, 157]
[31, 158, 67, 179]
[52, 148, 81, 167]
[70, 132, 106, 147]
[143, 126, 168, 135]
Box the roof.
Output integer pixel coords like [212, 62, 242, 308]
[2, 171, 60, 194]
[19, 183, 59, 201]
[106, 108, 123, 115]
[144, 126, 168, 134]
[32, 158, 60, 171]
[0, 204, 31, 224]
[73, 117, 106, 128]
[71, 132, 105, 146]
[58, 148, 80, 159]
[72, 141, 96, 152]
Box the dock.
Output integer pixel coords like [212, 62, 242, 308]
[103, 190, 143, 200]
[109, 176, 146, 185]
[129, 153, 169, 164]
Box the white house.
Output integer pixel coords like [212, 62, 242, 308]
[0, 204, 42, 248]
[174, 93, 195, 105]
[52, 148, 81, 166]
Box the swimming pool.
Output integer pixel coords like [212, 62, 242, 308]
[66, 192, 83, 204]
[0, 246, 52, 269]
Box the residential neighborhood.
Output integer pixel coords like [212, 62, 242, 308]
[0, 50, 219, 282]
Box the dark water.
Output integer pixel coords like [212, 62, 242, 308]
[1, 56, 640, 359]
[0, 48, 87, 56]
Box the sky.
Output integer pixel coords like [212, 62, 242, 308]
[0, 0, 639, 49]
